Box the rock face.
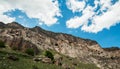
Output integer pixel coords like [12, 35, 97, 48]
[0, 22, 120, 69]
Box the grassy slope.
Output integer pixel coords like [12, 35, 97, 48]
[0, 47, 99, 69]
[0, 48, 62, 69]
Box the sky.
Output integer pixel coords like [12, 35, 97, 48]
[0, 0, 120, 48]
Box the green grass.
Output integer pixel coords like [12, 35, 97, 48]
[0, 48, 62, 69]
[60, 55, 100, 69]
[0, 47, 100, 69]
[0, 58, 62, 69]
[76, 63, 100, 69]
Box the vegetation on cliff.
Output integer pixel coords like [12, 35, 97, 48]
[0, 41, 99, 69]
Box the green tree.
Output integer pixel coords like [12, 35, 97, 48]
[44, 50, 54, 60]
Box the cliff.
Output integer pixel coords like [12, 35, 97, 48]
[0, 22, 120, 69]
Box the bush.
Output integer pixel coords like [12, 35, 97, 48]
[0, 40, 5, 48]
[25, 48, 34, 56]
[44, 50, 54, 60]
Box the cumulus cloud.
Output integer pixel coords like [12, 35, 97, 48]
[66, 0, 120, 33]
[0, 14, 15, 24]
[66, 6, 95, 28]
[0, 0, 61, 26]
[0, 2, 15, 23]
[66, 0, 86, 12]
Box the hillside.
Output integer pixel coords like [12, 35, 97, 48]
[0, 22, 120, 69]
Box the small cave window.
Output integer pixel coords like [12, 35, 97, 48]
[55, 43, 58, 46]
[111, 56, 114, 60]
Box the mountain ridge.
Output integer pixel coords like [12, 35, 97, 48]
[1, 22, 99, 46]
[0, 22, 120, 69]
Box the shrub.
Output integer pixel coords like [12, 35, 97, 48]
[0, 40, 5, 48]
[44, 50, 54, 60]
[25, 48, 34, 56]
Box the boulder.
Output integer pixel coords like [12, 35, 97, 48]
[42, 57, 52, 64]
[33, 57, 42, 62]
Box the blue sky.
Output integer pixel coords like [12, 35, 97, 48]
[0, 0, 120, 48]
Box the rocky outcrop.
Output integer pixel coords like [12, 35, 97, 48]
[0, 22, 120, 69]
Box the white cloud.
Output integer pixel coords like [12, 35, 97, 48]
[83, 1, 120, 33]
[66, 0, 86, 12]
[66, 0, 120, 33]
[66, 6, 95, 28]
[0, 2, 15, 23]
[0, 0, 61, 26]
[99, 0, 112, 11]
[0, 14, 15, 24]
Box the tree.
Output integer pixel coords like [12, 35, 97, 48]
[44, 50, 54, 60]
